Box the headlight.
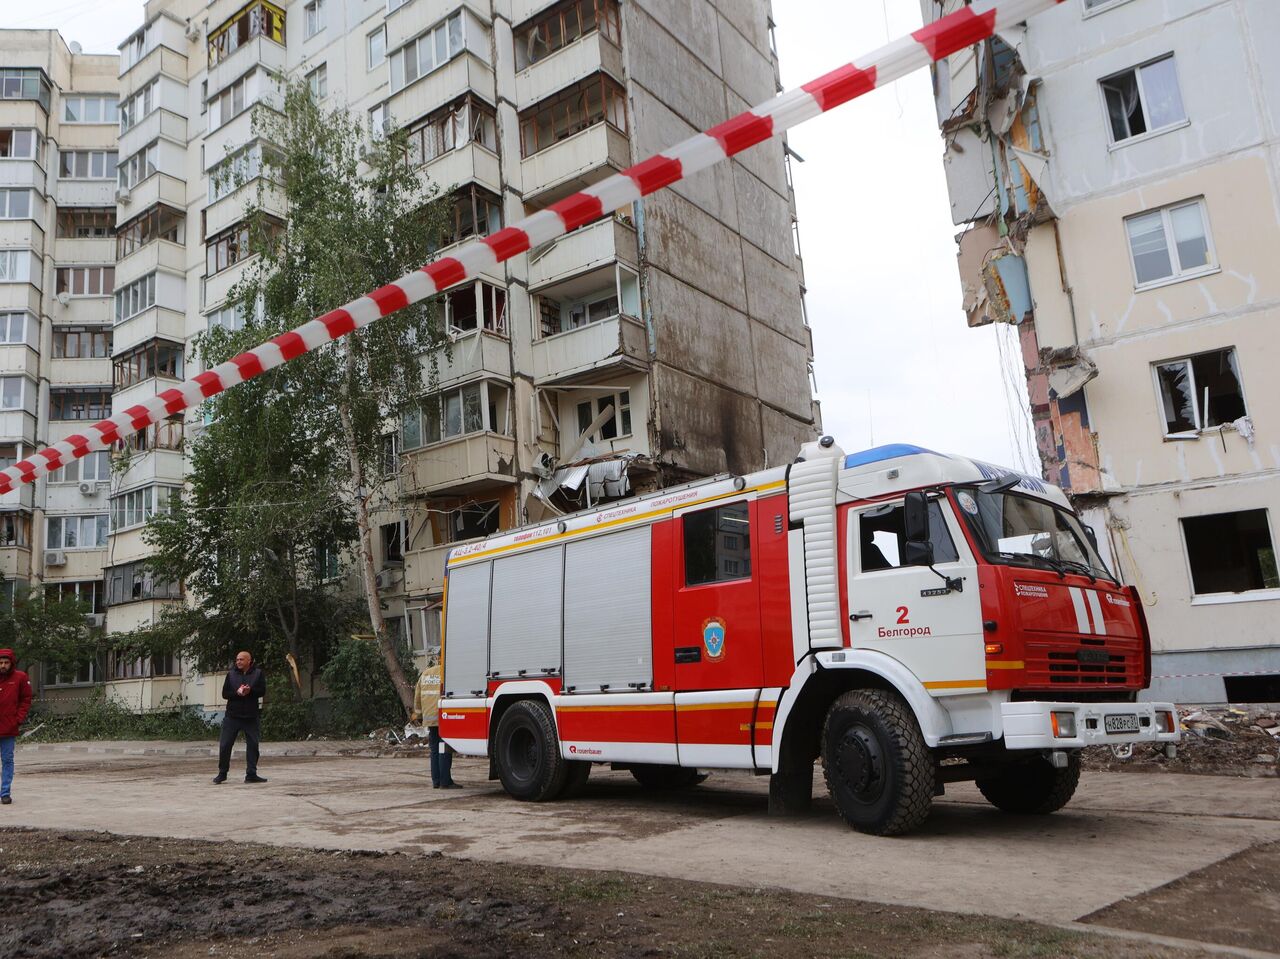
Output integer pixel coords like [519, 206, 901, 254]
[1051, 711, 1077, 738]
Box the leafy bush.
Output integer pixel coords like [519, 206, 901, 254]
[260, 693, 315, 741]
[27, 691, 215, 742]
[319, 638, 407, 736]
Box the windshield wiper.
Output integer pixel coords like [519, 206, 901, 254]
[994, 551, 1065, 578]
[1047, 557, 1097, 583]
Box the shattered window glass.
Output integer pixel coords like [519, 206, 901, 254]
[1155, 348, 1245, 435]
[1156, 360, 1196, 434]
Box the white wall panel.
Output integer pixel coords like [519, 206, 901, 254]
[443, 561, 490, 698]
[489, 546, 563, 677]
[563, 528, 651, 692]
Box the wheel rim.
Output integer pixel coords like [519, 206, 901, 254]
[834, 722, 886, 805]
[505, 724, 538, 785]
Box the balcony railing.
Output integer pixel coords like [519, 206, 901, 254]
[531, 312, 647, 386]
[527, 214, 637, 289]
[520, 121, 629, 203]
[514, 29, 623, 109]
[404, 541, 451, 596]
[403, 432, 516, 496]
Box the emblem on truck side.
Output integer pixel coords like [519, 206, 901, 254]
[702, 617, 727, 662]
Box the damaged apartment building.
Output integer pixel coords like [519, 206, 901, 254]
[920, 0, 1280, 702]
[93, 0, 817, 685]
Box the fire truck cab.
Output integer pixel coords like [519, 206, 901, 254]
[439, 438, 1179, 835]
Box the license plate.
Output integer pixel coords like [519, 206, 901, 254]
[1104, 713, 1140, 734]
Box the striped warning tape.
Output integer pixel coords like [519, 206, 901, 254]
[0, 0, 1066, 496]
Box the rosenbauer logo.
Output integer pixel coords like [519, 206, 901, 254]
[1105, 593, 1132, 607]
[568, 745, 603, 756]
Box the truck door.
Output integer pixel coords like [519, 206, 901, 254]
[845, 497, 985, 692]
[671, 498, 764, 692]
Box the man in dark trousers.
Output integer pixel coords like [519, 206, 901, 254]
[0, 648, 33, 804]
[213, 650, 267, 784]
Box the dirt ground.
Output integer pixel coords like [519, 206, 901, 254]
[0, 828, 1239, 959]
[1083, 841, 1280, 953]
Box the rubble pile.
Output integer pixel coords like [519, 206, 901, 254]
[1083, 706, 1280, 777]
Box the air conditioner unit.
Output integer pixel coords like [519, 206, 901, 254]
[56, 291, 72, 306]
[532, 450, 556, 480]
[45, 550, 67, 567]
[374, 570, 394, 590]
[185, 20, 202, 41]
[115, 187, 131, 205]
[85, 613, 105, 628]
[78, 481, 99, 495]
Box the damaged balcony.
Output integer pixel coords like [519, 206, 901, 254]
[401, 379, 516, 496]
[530, 261, 646, 385]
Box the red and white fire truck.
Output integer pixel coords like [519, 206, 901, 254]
[438, 438, 1179, 835]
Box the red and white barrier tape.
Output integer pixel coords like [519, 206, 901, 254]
[0, 0, 1064, 496]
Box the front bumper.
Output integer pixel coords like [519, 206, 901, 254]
[1001, 700, 1181, 750]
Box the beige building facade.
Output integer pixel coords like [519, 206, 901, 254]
[922, 0, 1280, 702]
[6, 0, 817, 711]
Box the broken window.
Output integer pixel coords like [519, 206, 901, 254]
[1154, 347, 1245, 436]
[1101, 55, 1185, 144]
[575, 389, 631, 442]
[1125, 198, 1212, 287]
[381, 521, 405, 563]
[448, 500, 500, 542]
[683, 502, 751, 586]
[518, 71, 627, 157]
[1181, 509, 1279, 596]
[444, 280, 507, 335]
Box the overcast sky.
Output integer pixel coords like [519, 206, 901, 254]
[1, 0, 1038, 471]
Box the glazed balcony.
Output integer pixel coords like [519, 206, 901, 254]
[419, 141, 501, 196]
[520, 121, 629, 204]
[514, 29, 623, 109]
[115, 238, 185, 289]
[207, 35, 286, 100]
[387, 55, 494, 134]
[113, 305, 187, 356]
[118, 108, 187, 162]
[431, 330, 512, 390]
[0, 159, 45, 191]
[117, 172, 186, 220]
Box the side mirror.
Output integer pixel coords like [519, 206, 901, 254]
[902, 491, 934, 567]
[1084, 524, 1099, 551]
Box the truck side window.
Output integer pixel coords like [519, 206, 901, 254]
[684, 502, 751, 585]
[859, 501, 958, 572]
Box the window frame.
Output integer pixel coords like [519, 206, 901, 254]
[306, 63, 328, 100]
[368, 26, 387, 70]
[51, 326, 111, 359]
[1180, 508, 1280, 605]
[1151, 346, 1248, 439]
[304, 0, 326, 39]
[55, 265, 115, 298]
[49, 387, 112, 421]
[1124, 197, 1217, 291]
[1081, 0, 1138, 17]
[389, 12, 465, 93]
[46, 513, 110, 550]
[0, 188, 33, 220]
[1098, 53, 1188, 148]
[681, 500, 753, 588]
[61, 95, 118, 125]
[518, 71, 628, 157]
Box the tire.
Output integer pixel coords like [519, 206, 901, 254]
[821, 689, 935, 836]
[976, 753, 1081, 815]
[493, 700, 568, 802]
[559, 760, 592, 799]
[630, 764, 706, 789]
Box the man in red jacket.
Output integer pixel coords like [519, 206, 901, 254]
[0, 648, 33, 805]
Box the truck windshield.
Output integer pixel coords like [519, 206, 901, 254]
[954, 488, 1116, 583]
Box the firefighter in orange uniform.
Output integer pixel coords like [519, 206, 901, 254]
[411, 653, 457, 789]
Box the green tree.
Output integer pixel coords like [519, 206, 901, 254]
[0, 586, 94, 679]
[145, 79, 449, 713]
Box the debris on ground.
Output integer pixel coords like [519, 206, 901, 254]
[1083, 705, 1279, 777]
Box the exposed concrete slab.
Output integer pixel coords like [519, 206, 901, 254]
[6, 748, 1278, 926]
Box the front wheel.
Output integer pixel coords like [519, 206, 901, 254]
[493, 700, 568, 802]
[976, 753, 1081, 814]
[821, 689, 935, 836]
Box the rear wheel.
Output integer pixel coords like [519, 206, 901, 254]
[822, 689, 935, 836]
[630, 764, 706, 789]
[976, 753, 1081, 814]
[494, 700, 568, 802]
